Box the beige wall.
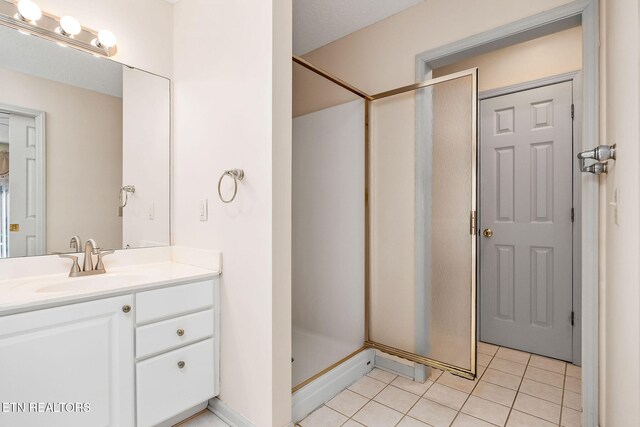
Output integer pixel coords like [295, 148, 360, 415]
[173, 0, 292, 425]
[304, 0, 575, 94]
[600, 0, 640, 424]
[0, 67, 122, 254]
[302, 0, 576, 360]
[295, 25, 582, 118]
[293, 62, 359, 117]
[434, 26, 582, 92]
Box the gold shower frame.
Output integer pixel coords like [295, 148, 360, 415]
[292, 56, 478, 392]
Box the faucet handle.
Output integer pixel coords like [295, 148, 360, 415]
[95, 250, 115, 271]
[59, 254, 81, 276]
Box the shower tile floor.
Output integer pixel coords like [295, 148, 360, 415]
[298, 342, 583, 427]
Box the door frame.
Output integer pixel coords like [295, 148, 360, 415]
[0, 103, 46, 255]
[478, 71, 583, 363]
[414, 1, 598, 424]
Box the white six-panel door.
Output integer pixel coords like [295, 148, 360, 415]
[8, 113, 37, 257]
[480, 81, 574, 361]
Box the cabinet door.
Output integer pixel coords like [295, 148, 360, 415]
[137, 338, 215, 427]
[0, 295, 134, 427]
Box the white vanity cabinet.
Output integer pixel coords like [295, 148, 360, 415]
[0, 295, 135, 427]
[135, 279, 219, 427]
[0, 276, 220, 427]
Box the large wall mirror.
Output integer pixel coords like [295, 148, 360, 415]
[0, 24, 170, 259]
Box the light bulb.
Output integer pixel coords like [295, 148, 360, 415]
[97, 30, 116, 48]
[59, 15, 81, 36]
[17, 0, 42, 22]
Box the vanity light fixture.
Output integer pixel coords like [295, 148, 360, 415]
[58, 15, 81, 37]
[16, 0, 41, 23]
[0, 0, 117, 57]
[94, 29, 116, 49]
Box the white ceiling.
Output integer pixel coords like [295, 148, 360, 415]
[294, 0, 425, 55]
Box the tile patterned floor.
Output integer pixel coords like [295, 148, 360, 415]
[298, 343, 583, 427]
[176, 410, 229, 426]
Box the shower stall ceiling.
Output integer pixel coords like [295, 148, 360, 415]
[292, 58, 478, 390]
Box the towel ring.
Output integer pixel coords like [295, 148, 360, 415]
[218, 169, 245, 203]
[119, 185, 136, 208]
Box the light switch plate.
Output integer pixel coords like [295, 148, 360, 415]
[614, 187, 619, 225]
[199, 199, 208, 221]
[609, 186, 619, 226]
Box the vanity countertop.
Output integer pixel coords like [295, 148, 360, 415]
[0, 261, 220, 316]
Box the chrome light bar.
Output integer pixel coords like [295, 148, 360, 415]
[0, 0, 117, 57]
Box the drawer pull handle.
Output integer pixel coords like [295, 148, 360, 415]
[122, 305, 131, 313]
[177, 361, 185, 369]
[177, 329, 185, 337]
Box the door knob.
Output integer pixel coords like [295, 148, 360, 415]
[483, 228, 493, 238]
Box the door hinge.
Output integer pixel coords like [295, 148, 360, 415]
[571, 208, 575, 222]
[470, 210, 477, 235]
[571, 104, 575, 119]
[571, 311, 575, 326]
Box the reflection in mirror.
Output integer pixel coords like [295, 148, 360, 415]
[0, 24, 170, 258]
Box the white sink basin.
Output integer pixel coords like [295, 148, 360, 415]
[36, 273, 148, 293]
[0, 260, 220, 314]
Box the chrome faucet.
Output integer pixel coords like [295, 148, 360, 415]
[69, 235, 82, 253]
[59, 238, 114, 277]
[83, 239, 98, 272]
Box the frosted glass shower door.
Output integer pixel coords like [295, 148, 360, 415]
[367, 69, 478, 378]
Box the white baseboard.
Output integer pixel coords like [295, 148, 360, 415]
[208, 398, 255, 427]
[292, 349, 375, 422]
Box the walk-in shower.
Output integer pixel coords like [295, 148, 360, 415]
[292, 56, 478, 391]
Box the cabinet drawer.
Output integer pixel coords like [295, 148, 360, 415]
[136, 309, 214, 359]
[136, 280, 214, 324]
[136, 339, 215, 427]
